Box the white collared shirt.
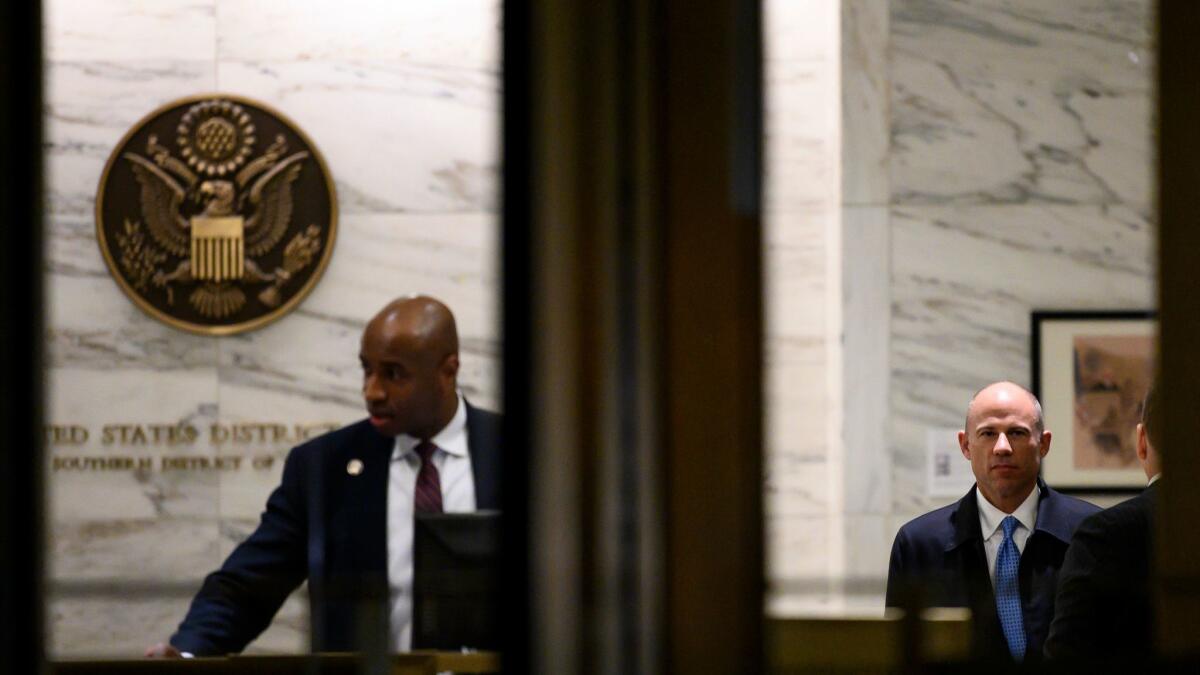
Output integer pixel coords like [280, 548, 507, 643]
[1148, 473, 1162, 486]
[977, 485, 1039, 589]
[386, 392, 476, 652]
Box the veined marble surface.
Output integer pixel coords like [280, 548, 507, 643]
[825, 1, 895, 614]
[46, 0, 499, 68]
[45, 61, 217, 217]
[45, 1, 217, 62]
[765, 0, 839, 212]
[763, 0, 842, 595]
[47, 591, 308, 657]
[889, 203, 1153, 512]
[841, 206, 890, 516]
[216, 61, 498, 214]
[216, 0, 499, 67]
[842, 0, 890, 205]
[891, 0, 1153, 212]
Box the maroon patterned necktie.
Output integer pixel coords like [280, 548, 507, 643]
[413, 441, 443, 514]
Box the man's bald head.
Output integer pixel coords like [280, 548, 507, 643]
[959, 380, 1051, 513]
[360, 296, 461, 439]
[965, 381, 1044, 435]
[367, 296, 459, 368]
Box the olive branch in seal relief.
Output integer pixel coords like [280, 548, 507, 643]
[116, 218, 166, 292]
[256, 224, 323, 308]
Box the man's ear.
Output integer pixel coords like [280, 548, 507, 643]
[958, 430, 970, 460]
[1136, 423, 1148, 463]
[1038, 430, 1052, 459]
[441, 353, 460, 379]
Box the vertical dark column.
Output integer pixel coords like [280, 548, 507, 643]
[0, 1, 46, 674]
[661, 0, 764, 672]
[1156, 0, 1200, 658]
[504, 0, 762, 673]
[500, 0, 534, 671]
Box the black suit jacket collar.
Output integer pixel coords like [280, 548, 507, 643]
[946, 479, 1071, 552]
[465, 400, 502, 509]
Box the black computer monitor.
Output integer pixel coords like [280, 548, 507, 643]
[412, 510, 500, 650]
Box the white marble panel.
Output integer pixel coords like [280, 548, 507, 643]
[765, 206, 828, 473]
[764, 0, 838, 211]
[765, 0, 839, 64]
[890, 0, 1153, 211]
[766, 456, 830, 519]
[45, 61, 217, 216]
[216, 61, 498, 214]
[216, 0, 499, 69]
[766, 59, 839, 212]
[842, 206, 890, 514]
[843, 0, 890, 205]
[48, 594, 198, 658]
[766, 208, 827, 340]
[765, 342, 826, 462]
[767, 514, 834, 583]
[217, 311, 364, 415]
[889, 203, 1154, 510]
[49, 519, 220, 582]
[763, 0, 841, 593]
[46, 368, 221, 520]
[46, 215, 219, 370]
[302, 212, 499, 364]
[843, 515, 891, 580]
[48, 586, 305, 657]
[45, 0, 217, 62]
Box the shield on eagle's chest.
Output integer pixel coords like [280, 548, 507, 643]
[190, 215, 245, 282]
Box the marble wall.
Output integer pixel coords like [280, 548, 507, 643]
[838, 0, 1155, 611]
[44, 0, 500, 656]
[763, 0, 843, 613]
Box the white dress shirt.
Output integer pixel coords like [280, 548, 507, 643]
[386, 393, 476, 652]
[977, 485, 1039, 589]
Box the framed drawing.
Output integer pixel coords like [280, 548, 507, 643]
[1031, 311, 1156, 493]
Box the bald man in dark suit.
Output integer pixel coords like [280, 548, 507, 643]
[147, 296, 502, 656]
[886, 381, 1099, 662]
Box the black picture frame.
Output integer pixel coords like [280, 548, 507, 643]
[1031, 310, 1156, 494]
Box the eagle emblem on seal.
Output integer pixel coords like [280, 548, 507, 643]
[96, 95, 337, 335]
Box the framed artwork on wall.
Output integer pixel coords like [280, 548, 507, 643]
[1031, 310, 1156, 493]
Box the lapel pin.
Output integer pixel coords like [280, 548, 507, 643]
[346, 459, 364, 476]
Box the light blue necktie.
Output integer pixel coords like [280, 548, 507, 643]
[994, 515, 1026, 659]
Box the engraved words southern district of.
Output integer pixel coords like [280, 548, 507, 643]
[46, 422, 340, 473]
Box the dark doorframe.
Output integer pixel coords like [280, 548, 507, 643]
[502, 0, 763, 672]
[0, 2, 46, 674]
[1155, 0, 1200, 657]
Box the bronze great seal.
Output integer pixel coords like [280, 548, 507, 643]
[96, 94, 337, 335]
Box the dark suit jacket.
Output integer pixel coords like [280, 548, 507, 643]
[885, 481, 1099, 661]
[170, 402, 501, 655]
[1043, 482, 1156, 662]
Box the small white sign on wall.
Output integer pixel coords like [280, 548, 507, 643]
[927, 427, 976, 499]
